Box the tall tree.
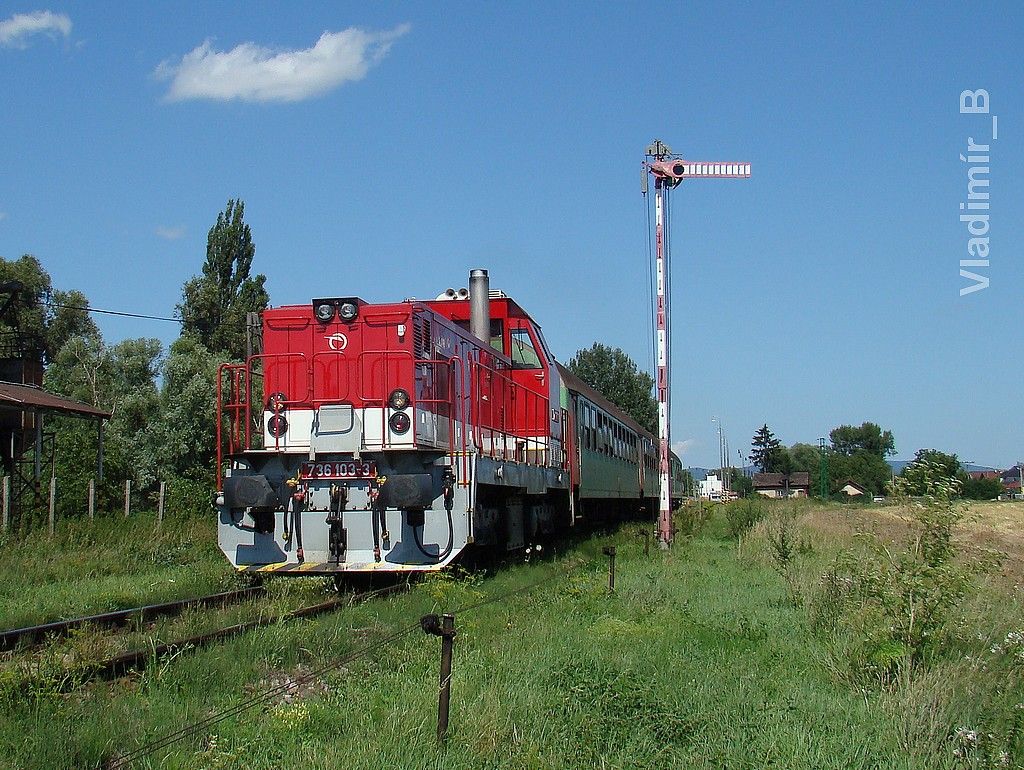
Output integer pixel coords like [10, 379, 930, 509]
[567, 343, 657, 434]
[147, 336, 220, 481]
[749, 424, 783, 472]
[46, 334, 163, 515]
[178, 199, 268, 360]
[0, 255, 98, 362]
[787, 442, 823, 475]
[899, 449, 966, 496]
[825, 421, 897, 497]
[830, 422, 895, 457]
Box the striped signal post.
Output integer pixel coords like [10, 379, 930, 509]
[643, 140, 751, 547]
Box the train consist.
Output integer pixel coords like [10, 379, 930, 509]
[216, 269, 684, 574]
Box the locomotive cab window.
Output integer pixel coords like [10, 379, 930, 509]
[454, 318, 504, 353]
[510, 327, 542, 369]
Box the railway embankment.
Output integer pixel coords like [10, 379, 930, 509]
[0, 501, 1021, 768]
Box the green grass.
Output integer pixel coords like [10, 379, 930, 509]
[0, 505, 1020, 768]
[0, 513, 232, 630]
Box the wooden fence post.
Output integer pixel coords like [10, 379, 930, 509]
[48, 476, 56, 536]
[157, 481, 166, 527]
[88, 479, 95, 520]
[1, 473, 8, 532]
[2, 476, 9, 533]
[124, 479, 131, 518]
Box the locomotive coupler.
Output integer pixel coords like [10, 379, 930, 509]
[327, 483, 348, 564]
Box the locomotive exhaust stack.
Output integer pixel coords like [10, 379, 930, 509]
[469, 268, 490, 344]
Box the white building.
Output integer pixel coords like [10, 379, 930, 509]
[699, 473, 724, 501]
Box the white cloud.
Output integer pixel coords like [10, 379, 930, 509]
[0, 11, 71, 49]
[155, 24, 410, 103]
[156, 225, 185, 240]
[672, 439, 696, 458]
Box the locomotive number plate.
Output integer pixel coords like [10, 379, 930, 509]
[300, 461, 377, 480]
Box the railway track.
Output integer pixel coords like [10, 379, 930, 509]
[91, 582, 406, 680]
[0, 585, 265, 652]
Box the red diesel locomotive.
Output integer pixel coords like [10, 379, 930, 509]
[216, 269, 683, 574]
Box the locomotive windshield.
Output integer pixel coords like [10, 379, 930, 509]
[510, 327, 542, 369]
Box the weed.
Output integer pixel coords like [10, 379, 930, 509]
[812, 462, 992, 685]
[765, 507, 804, 606]
[724, 498, 766, 539]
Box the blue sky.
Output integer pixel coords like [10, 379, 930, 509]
[0, 2, 1020, 469]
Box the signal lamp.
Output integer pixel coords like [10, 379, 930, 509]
[268, 414, 289, 437]
[388, 388, 410, 410]
[267, 392, 287, 411]
[389, 412, 411, 434]
[338, 302, 359, 321]
[314, 301, 335, 323]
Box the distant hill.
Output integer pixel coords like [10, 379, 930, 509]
[888, 459, 1003, 474]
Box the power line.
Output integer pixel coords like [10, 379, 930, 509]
[43, 300, 182, 324]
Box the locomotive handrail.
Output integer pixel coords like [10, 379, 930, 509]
[468, 356, 552, 467]
[356, 349, 414, 450]
[245, 352, 311, 450]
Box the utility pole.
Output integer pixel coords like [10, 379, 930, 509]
[643, 140, 750, 546]
[818, 437, 828, 500]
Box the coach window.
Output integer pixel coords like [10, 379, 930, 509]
[510, 328, 542, 369]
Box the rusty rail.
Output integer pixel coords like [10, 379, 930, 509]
[88, 582, 408, 681]
[0, 586, 265, 652]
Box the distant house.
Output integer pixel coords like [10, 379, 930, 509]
[1002, 466, 1022, 497]
[838, 478, 868, 498]
[969, 470, 1001, 481]
[752, 472, 811, 498]
[699, 473, 724, 501]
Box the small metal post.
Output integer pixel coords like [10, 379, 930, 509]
[603, 545, 617, 591]
[1, 476, 8, 533]
[124, 479, 131, 518]
[438, 613, 455, 742]
[88, 479, 95, 520]
[48, 476, 56, 536]
[421, 612, 457, 744]
[158, 481, 166, 527]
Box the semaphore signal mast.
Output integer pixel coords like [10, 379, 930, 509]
[643, 139, 751, 547]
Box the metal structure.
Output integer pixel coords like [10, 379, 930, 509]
[818, 437, 828, 499]
[0, 282, 109, 530]
[643, 140, 751, 546]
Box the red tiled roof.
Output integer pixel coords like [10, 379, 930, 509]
[753, 472, 811, 489]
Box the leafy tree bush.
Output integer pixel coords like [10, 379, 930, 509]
[724, 498, 766, 539]
[961, 475, 1004, 500]
[812, 461, 988, 685]
[567, 343, 656, 434]
[0, 255, 98, 361]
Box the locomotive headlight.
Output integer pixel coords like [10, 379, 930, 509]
[388, 388, 410, 410]
[389, 412, 411, 434]
[268, 414, 289, 437]
[338, 302, 359, 321]
[314, 301, 335, 323]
